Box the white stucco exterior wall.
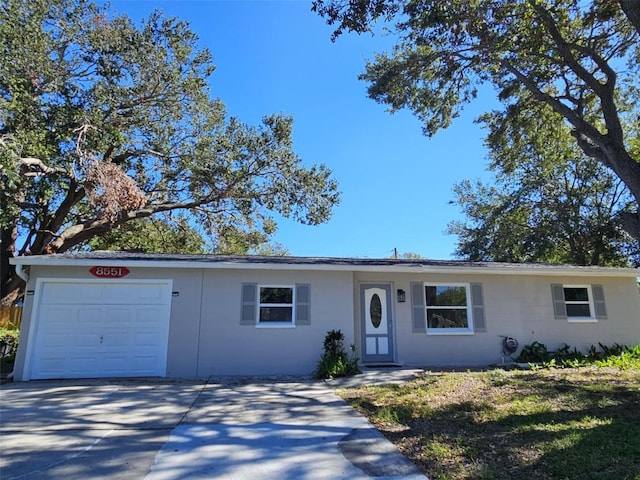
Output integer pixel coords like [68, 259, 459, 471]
[197, 269, 354, 376]
[10, 256, 639, 379]
[355, 271, 640, 367]
[13, 264, 355, 379]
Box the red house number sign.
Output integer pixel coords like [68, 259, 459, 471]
[89, 266, 130, 278]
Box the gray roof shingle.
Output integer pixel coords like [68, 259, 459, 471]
[10, 251, 639, 277]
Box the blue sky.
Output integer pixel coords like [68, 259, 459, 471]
[109, 0, 495, 259]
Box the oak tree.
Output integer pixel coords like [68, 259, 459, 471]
[1, 0, 340, 304]
[313, 0, 640, 242]
[448, 103, 638, 266]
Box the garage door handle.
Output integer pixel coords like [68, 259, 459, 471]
[99, 335, 104, 344]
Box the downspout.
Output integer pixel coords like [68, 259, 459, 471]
[15, 263, 29, 284]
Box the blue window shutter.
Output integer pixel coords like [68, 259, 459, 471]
[470, 283, 486, 332]
[240, 283, 257, 326]
[411, 282, 426, 333]
[551, 284, 567, 319]
[295, 284, 311, 325]
[592, 284, 607, 319]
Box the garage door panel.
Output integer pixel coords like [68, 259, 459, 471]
[131, 355, 163, 372]
[32, 354, 66, 372]
[67, 357, 101, 376]
[103, 355, 129, 372]
[135, 306, 167, 323]
[134, 332, 163, 347]
[42, 284, 103, 304]
[104, 308, 133, 324]
[77, 307, 104, 326]
[40, 282, 171, 305]
[30, 280, 171, 380]
[70, 333, 100, 348]
[102, 284, 171, 304]
[135, 285, 171, 303]
[42, 307, 76, 325]
[101, 333, 129, 347]
[38, 332, 71, 348]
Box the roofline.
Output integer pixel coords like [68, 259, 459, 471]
[9, 254, 640, 278]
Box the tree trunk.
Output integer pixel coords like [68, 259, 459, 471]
[619, 211, 640, 245]
[0, 221, 22, 307]
[620, 0, 640, 35]
[603, 146, 640, 243]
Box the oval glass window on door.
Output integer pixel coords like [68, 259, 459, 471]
[370, 294, 382, 328]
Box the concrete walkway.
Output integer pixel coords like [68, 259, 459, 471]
[0, 371, 426, 480]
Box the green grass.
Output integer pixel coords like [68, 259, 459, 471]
[339, 366, 640, 480]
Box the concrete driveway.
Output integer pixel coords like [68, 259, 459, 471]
[0, 373, 425, 479]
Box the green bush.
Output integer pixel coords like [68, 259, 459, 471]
[516, 341, 550, 363]
[0, 329, 19, 373]
[516, 340, 640, 369]
[0, 329, 18, 356]
[314, 329, 360, 379]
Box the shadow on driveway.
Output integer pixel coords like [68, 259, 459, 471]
[0, 377, 425, 480]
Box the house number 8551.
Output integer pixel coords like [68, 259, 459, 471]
[89, 266, 130, 278]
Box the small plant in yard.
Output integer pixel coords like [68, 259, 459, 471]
[0, 329, 19, 375]
[515, 340, 550, 363]
[516, 341, 640, 369]
[314, 329, 360, 379]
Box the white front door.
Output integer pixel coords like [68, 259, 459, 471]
[27, 279, 172, 380]
[360, 284, 394, 363]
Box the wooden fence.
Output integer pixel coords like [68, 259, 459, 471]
[0, 306, 22, 330]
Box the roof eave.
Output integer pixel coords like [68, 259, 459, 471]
[9, 256, 639, 277]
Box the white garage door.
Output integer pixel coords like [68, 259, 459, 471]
[28, 280, 172, 380]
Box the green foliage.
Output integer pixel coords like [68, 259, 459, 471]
[0, 329, 19, 372]
[313, 0, 640, 244]
[448, 104, 639, 266]
[86, 215, 208, 254]
[516, 341, 551, 363]
[597, 345, 640, 369]
[314, 329, 360, 379]
[516, 341, 640, 369]
[1, 0, 339, 303]
[388, 251, 424, 259]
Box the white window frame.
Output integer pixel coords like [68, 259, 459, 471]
[424, 283, 474, 335]
[563, 284, 597, 322]
[256, 284, 296, 328]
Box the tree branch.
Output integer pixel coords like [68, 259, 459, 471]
[530, 1, 627, 145]
[530, 1, 611, 95]
[16, 157, 68, 176]
[500, 59, 605, 144]
[48, 198, 208, 252]
[31, 180, 86, 254]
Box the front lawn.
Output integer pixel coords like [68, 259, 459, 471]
[338, 366, 640, 480]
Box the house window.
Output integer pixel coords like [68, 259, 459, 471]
[563, 285, 595, 320]
[425, 284, 474, 334]
[259, 286, 294, 324]
[241, 283, 311, 328]
[551, 284, 606, 322]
